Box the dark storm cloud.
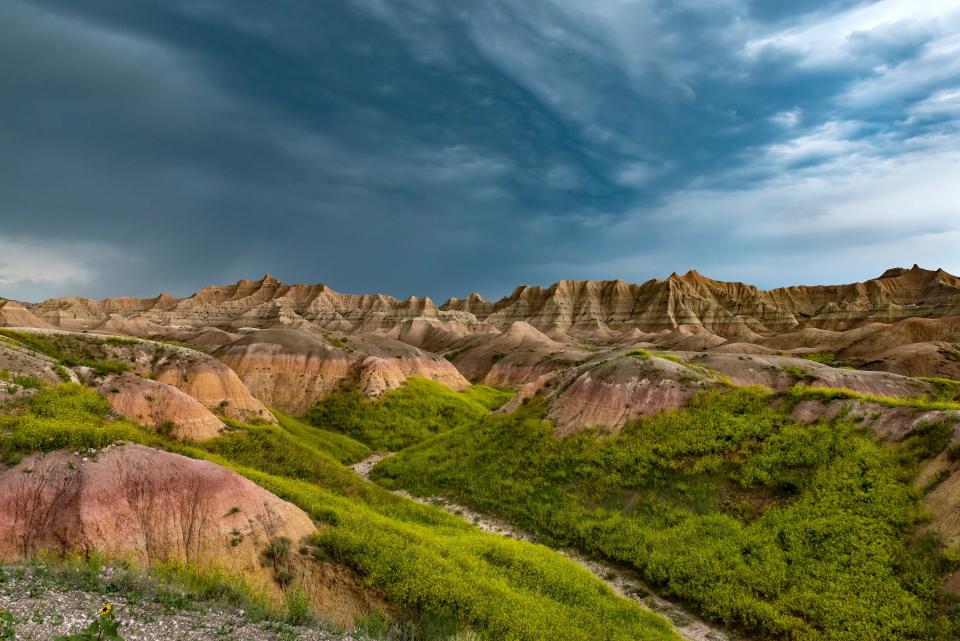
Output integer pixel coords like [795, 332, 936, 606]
[1, 0, 959, 302]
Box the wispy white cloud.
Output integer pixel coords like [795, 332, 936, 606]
[0, 235, 126, 300]
[745, 0, 960, 68]
[907, 87, 960, 121]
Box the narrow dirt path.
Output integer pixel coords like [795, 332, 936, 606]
[352, 453, 738, 641]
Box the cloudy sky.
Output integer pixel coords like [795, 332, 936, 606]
[2, 0, 959, 302]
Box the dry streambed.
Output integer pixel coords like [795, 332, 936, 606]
[352, 454, 737, 641]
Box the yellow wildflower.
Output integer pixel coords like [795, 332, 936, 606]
[99, 603, 113, 617]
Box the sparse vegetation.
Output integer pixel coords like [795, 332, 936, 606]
[261, 537, 294, 587]
[783, 364, 817, 382]
[0, 330, 131, 378]
[784, 383, 960, 412]
[797, 352, 839, 366]
[920, 376, 960, 403]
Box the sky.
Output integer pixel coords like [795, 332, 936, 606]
[2, 0, 960, 303]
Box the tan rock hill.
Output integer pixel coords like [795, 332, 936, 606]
[98, 373, 226, 440]
[0, 444, 385, 625]
[0, 300, 55, 329]
[445, 321, 590, 386]
[153, 355, 276, 424]
[215, 328, 468, 414]
[0, 328, 275, 425]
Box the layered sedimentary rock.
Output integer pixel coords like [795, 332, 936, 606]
[0, 444, 385, 624]
[0, 445, 313, 570]
[0, 300, 55, 329]
[548, 354, 712, 435]
[691, 353, 933, 397]
[98, 373, 225, 440]
[215, 328, 468, 413]
[446, 321, 590, 385]
[16, 266, 960, 341]
[7, 265, 960, 400]
[23, 275, 468, 335]
[154, 356, 275, 424]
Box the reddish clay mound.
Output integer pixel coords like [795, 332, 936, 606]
[0, 444, 385, 625]
[0, 445, 313, 568]
[548, 353, 716, 435]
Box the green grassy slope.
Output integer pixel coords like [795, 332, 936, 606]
[373, 389, 960, 641]
[272, 409, 371, 464]
[305, 378, 512, 450]
[0, 384, 680, 641]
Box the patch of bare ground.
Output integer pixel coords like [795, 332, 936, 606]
[0, 563, 352, 641]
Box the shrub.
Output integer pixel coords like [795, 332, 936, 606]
[261, 537, 293, 587]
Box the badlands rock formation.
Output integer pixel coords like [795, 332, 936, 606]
[0, 444, 312, 568]
[6, 265, 957, 341]
[153, 356, 275, 424]
[3, 265, 960, 428]
[98, 373, 225, 440]
[0, 444, 384, 624]
[216, 328, 469, 413]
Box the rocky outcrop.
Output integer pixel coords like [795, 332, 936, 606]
[98, 374, 225, 440]
[0, 338, 66, 390]
[691, 353, 933, 397]
[445, 265, 960, 337]
[550, 355, 706, 435]
[24, 275, 469, 335]
[154, 356, 275, 424]
[6, 266, 960, 392]
[215, 328, 468, 413]
[0, 300, 55, 329]
[447, 321, 590, 385]
[790, 399, 959, 441]
[513, 351, 724, 435]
